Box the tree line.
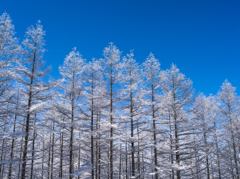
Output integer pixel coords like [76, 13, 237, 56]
[0, 12, 240, 179]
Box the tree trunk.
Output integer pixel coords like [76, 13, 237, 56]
[8, 92, 19, 179]
[51, 121, 55, 179]
[30, 115, 37, 179]
[21, 41, 37, 179]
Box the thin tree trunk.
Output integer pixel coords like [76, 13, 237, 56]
[151, 77, 158, 179]
[229, 115, 239, 179]
[95, 140, 98, 179]
[98, 112, 101, 179]
[18, 125, 24, 179]
[21, 41, 37, 179]
[91, 78, 94, 179]
[69, 73, 75, 179]
[172, 78, 180, 179]
[110, 63, 113, 179]
[137, 121, 140, 177]
[142, 152, 145, 179]
[0, 140, 5, 178]
[0, 116, 7, 177]
[51, 121, 55, 179]
[59, 117, 64, 178]
[129, 68, 135, 177]
[42, 138, 45, 179]
[78, 132, 81, 179]
[214, 121, 221, 179]
[48, 134, 51, 179]
[119, 143, 122, 179]
[168, 111, 174, 179]
[8, 91, 19, 179]
[203, 117, 210, 179]
[30, 115, 37, 179]
[125, 127, 128, 179]
[228, 141, 235, 179]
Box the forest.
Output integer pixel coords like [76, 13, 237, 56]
[0, 12, 240, 179]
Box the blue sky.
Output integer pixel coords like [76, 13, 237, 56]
[1, 0, 240, 95]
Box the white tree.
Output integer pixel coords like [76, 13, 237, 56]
[191, 94, 215, 179]
[0, 12, 19, 93]
[16, 20, 51, 179]
[161, 64, 195, 179]
[218, 80, 240, 179]
[56, 47, 85, 179]
[142, 52, 163, 178]
[121, 51, 145, 178]
[0, 12, 19, 139]
[101, 43, 124, 178]
[81, 58, 105, 178]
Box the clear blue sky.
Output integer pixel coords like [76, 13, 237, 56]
[1, 0, 240, 95]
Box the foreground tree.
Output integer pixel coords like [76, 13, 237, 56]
[16, 21, 51, 179]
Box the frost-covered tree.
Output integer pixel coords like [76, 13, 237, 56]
[56, 47, 85, 179]
[0, 12, 19, 143]
[218, 80, 240, 179]
[0, 12, 19, 98]
[16, 20, 51, 179]
[82, 58, 105, 178]
[142, 53, 163, 178]
[121, 51, 145, 178]
[101, 43, 123, 178]
[191, 94, 216, 179]
[161, 64, 195, 179]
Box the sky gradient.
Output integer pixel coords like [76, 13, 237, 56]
[1, 0, 239, 95]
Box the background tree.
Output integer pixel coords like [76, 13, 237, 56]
[142, 52, 163, 178]
[101, 43, 124, 178]
[218, 80, 240, 179]
[161, 64, 195, 179]
[57, 47, 85, 178]
[121, 51, 145, 178]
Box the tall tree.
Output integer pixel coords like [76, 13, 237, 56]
[17, 20, 51, 179]
[122, 51, 144, 177]
[101, 43, 123, 178]
[218, 80, 239, 179]
[57, 47, 85, 178]
[143, 52, 162, 178]
[161, 64, 195, 179]
[0, 12, 19, 101]
[83, 58, 105, 178]
[191, 94, 215, 179]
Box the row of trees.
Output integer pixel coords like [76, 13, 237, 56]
[0, 12, 239, 179]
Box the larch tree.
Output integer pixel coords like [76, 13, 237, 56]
[121, 51, 145, 178]
[218, 80, 239, 179]
[82, 58, 105, 178]
[161, 64, 195, 179]
[142, 52, 163, 178]
[191, 94, 215, 179]
[101, 43, 123, 178]
[0, 12, 19, 154]
[0, 12, 19, 101]
[57, 47, 85, 179]
[16, 20, 51, 179]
